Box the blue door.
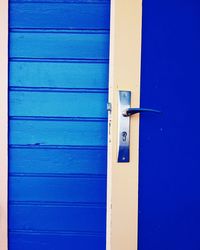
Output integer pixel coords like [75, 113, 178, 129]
[139, 1, 200, 249]
[9, 1, 110, 249]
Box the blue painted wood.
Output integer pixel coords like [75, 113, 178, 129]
[9, 0, 109, 248]
[9, 176, 106, 203]
[10, 119, 107, 146]
[11, 0, 109, 2]
[9, 61, 109, 88]
[9, 232, 105, 250]
[10, 90, 108, 117]
[10, 3, 110, 29]
[138, 1, 200, 250]
[9, 147, 107, 175]
[10, 30, 109, 59]
[9, 204, 106, 232]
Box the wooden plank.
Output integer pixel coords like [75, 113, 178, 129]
[0, 0, 8, 249]
[9, 204, 106, 232]
[10, 3, 110, 29]
[11, 0, 109, 2]
[9, 61, 108, 89]
[10, 31, 109, 59]
[9, 176, 106, 203]
[106, 0, 142, 250]
[9, 232, 105, 250]
[10, 91, 108, 117]
[9, 147, 107, 175]
[10, 119, 107, 146]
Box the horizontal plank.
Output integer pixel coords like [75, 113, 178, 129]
[9, 232, 105, 250]
[9, 204, 106, 232]
[10, 119, 107, 146]
[9, 147, 107, 175]
[9, 176, 106, 203]
[11, 0, 109, 3]
[10, 3, 110, 29]
[9, 61, 109, 88]
[10, 90, 108, 117]
[10, 30, 109, 59]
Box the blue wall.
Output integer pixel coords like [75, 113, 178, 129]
[9, 1, 110, 249]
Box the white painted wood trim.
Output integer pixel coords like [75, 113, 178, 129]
[106, 0, 143, 249]
[0, 0, 9, 249]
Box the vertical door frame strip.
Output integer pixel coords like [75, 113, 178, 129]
[106, 0, 143, 250]
[0, 0, 9, 249]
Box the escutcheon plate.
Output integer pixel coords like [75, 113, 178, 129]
[118, 91, 131, 162]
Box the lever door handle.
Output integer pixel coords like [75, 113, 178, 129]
[123, 108, 160, 117]
[117, 90, 160, 163]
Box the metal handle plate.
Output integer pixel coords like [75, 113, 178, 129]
[118, 91, 131, 162]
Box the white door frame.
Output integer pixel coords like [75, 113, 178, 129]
[106, 0, 143, 249]
[0, 0, 9, 249]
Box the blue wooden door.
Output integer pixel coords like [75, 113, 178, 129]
[8, 1, 110, 249]
[139, 1, 200, 249]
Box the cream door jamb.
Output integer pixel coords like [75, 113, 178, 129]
[106, 0, 143, 249]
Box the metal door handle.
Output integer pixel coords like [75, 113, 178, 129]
[117, 91, 160, 163]
[123, 108, 160, 117]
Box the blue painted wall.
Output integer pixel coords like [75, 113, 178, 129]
[9, 1, 110, 249]
[139, 1, 200, 250]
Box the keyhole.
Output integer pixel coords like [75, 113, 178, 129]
[122, 131, 127, 142]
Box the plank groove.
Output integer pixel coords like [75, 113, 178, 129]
[9, 86, 108, 93]
[10, 116, 107, 122]
[10, 58, 108, 62]
[10, 229, 105, 237]
[10, 201, 106, 207]
[10, 173, 106, 178]
[9, 144, 106, 149]
[10, 28, 108, 33]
